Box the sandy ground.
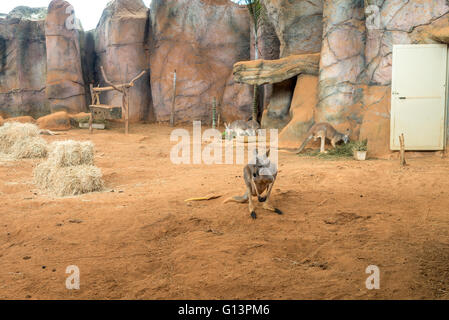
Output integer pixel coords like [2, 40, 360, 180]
[1, 123, 449, 300]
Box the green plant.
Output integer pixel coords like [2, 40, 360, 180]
[243, 0, 265, 123]
[298, 141, 361, 160]
[352, 139, 368, 152]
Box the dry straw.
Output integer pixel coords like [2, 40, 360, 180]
[34, 140, 104, 197]
[47, 140, 94, 167]
[34, 163, 104, 197]
[0, 122, 47, 159]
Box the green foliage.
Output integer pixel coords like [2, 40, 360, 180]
[352, 139, 368, 152]
[298, 141, 368, 160]
[243, 0, 265, 32]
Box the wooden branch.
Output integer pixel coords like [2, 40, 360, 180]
[101, 66, 124, 93]
[98, 67, 147, 93]
[93, 84, 130, 92]
[233, 53, 320, 86]
[129, 70, 146, 86]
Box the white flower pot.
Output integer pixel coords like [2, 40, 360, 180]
[354, 150, 367, 161]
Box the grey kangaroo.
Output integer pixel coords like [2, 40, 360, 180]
[297, 122, 350, 154]
[224, 149, 283, 219]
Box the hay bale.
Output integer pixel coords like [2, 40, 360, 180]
[34, 139, 103, 197]
[0, 122, 47, 159]
[10, 137, 48, 159]
[47, 140, 94, 167]
[34, 163, 104, 197]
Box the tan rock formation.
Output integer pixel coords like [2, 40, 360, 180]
[0, 7, 48, 118]
[45, 0, 86, 113]
[150, 0, 251, 123]
[95, 0, 151, 122]
[233, 54, 320, 86]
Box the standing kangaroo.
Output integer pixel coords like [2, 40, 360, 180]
[224, 120, 261, 139]
[296, 123, 350, 154]
[224, 149, 283, 219]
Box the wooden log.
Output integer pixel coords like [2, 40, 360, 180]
[170, 70, 177, 127]
[399, 133, 407, 166]
[233, 53, 320, 86]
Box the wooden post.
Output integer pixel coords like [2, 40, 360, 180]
[99, 66, 146, 135]
[89, 84, 94, 134]
[399, 133, 406, 166]
[123, 92, 129, 135]
[212, 97, 217, 129]
[170, 70, 177, 127]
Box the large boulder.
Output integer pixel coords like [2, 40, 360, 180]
[36, 111, 71, 131]
[45, 0, 86, 114]
[261, 0, 323, 57]
[150, 0, 251, 123]
[95, 0, 152, 122]
[0, 7, 49, 118]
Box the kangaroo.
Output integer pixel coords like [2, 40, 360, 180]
[225, 120, 261, 139]
[224, 149, 283, 219]
[296, 123, 350, 154]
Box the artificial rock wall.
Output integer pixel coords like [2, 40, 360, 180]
[2, 0, 449, 154]
[257, 0, 449, 156]
[0, 7, 48, 118]
[45, 0, 86, 114]
[150, 0, 251, 123]
[95, 0, 152, 122]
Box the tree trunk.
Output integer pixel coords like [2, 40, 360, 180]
[252, 34, 259, 122]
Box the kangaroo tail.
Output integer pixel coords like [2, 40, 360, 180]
[224, 192, 249, 204]
[296, 135, 314, 154]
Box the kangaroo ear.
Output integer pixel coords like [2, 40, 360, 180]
[253, 148, 258, 158]
[266, 148, 271, 157]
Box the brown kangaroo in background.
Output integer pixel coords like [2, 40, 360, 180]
[296, 122, 350, 154]
[224, 149, 283, 219]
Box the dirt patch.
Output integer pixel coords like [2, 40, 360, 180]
[0, 123, 449, 299]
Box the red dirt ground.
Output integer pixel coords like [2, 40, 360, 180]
[1, 124, 449, 300]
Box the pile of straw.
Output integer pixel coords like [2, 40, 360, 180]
[0, 122, 47, 159]
[47, 140, 94, 167]
[34, 140, 104, 197]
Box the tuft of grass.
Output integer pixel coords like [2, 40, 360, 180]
[298, 141, 361, 160]
[352, 139, 368, 152]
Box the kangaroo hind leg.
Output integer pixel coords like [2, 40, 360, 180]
[262, 183, 283, 215]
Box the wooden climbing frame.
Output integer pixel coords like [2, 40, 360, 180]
[88, 66, 146, 135]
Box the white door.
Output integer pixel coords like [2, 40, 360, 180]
[390, 44, 448, 150]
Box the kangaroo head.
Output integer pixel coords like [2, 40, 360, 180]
[342, 128, 351, 144]
[251, 149, 276, 182]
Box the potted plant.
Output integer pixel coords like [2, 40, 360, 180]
[353, 139, 368, 161]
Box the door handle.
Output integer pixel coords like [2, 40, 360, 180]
[399, 97, 406, 100]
